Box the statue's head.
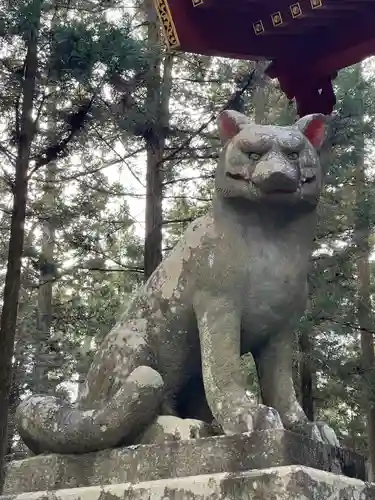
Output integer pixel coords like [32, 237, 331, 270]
[215, 110, 327, 208]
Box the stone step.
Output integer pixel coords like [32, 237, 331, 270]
[3, 430, 365, 495]
[1, 466, 373, 500]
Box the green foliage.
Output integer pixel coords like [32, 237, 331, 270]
[49, 19, 144, 81]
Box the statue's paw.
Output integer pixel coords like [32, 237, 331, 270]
[223, 402, 283, 435]
[315, 421, 340, 447]
[252, 404, 284, 431]
[138, 416, 215, 445]
[289, 420, 339, 447]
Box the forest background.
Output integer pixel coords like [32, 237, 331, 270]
[1, 0, 375, 491]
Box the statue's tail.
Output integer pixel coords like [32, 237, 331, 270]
[16, 365, 164, 454]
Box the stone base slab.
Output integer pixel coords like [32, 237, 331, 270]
[2, 466, 374, 500]
[3, 430, 365, 495]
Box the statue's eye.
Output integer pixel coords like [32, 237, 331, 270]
[288, 152, 299, 160]
[248, 152, 261, 161]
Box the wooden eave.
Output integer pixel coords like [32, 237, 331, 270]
[154, 0, 375, 114]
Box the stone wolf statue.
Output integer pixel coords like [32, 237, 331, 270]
[17, 110, 339, 454]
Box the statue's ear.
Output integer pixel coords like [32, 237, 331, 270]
[295, 114, 328, 150]
[217, 110, 251, 144]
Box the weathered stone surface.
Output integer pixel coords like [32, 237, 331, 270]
[2, 466, 374, 500]
[16, 112, 340, 455]
[3, 430, 365, 495]
[137, 416, 214, 444]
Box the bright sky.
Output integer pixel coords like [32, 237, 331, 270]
[107, 154, 147, 238]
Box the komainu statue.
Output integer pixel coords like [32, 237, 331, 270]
[17, 111, 339, 454]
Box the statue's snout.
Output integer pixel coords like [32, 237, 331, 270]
[252, 161, 299, 194]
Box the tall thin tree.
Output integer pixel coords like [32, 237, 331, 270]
[0, 1, 42, 490]
[353, 63, 375, 480]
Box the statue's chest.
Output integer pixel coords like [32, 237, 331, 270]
[240, 241, 308, 333]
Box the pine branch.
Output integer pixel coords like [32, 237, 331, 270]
[162, 217, 194, 226]
[92, 125, 145, 188]
[163, 174, 214, 187]
[26, 264, 144, 288]
[0, 144, 16, 164]
[28, 92, 99, 179]
[312, 314, 375, 336]
[160, 69, 256, 169]
[81, 266, 143, 273]
[163, 195, 212, 202]
[162, 153, 219, 162]
[36, 146, 145, 183]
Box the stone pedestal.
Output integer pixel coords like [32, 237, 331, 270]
[2, 466, 374, 500]
[2, 430, 369, 500]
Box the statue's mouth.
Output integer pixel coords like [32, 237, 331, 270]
[226, 172, 316, 194]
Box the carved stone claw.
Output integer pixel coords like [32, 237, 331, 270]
[315, 421, 340, 448]
[223, 397, 284, 435]
[253, 405, 284, 431]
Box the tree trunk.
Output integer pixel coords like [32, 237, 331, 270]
[354, 128, 375, 479]
[254, 61, 268, 125]
[6, 258, 38, 458]
[5, 364, 21, 459]
[292, 341, 301, 403]
[299, 330, 314, 420]
[143, 2, 173, 279]
[33, 164, 57, 393]
[0, 4, 40, 490]
[356, 163, 375, 481]
[353, 63, 375, 481]
[5, 306, 29, 460]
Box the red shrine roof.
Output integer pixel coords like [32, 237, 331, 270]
[154, 0, 375, 115]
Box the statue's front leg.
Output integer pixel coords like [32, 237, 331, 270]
[254, 331, 339, 448]
[193, 292, 283, 435]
